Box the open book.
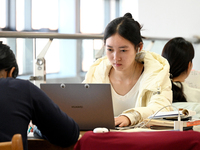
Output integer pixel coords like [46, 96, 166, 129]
[148, 109, 196, 119]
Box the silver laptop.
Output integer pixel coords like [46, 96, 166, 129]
[40, 83, 115, 130]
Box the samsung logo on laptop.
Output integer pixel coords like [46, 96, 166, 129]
[71, 106, 83, 108]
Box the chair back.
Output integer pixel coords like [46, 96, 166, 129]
[0, 134, 23, 150]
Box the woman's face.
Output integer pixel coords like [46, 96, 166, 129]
[106, 33, 138, 71]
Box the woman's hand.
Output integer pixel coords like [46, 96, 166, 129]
[27, 121, 34, 135]
[115, 115, 131, 127]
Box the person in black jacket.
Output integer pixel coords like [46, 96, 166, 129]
[0, 41, 80, 150]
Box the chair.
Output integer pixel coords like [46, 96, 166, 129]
[0, 134, 23, 150]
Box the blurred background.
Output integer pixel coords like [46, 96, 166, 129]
[0, 0, 200, 86]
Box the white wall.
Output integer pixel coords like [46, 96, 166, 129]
[138, 0, 200, 70]
[138, 0, 200, 39]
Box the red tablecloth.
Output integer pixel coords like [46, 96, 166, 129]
[74, 130, 200, 150]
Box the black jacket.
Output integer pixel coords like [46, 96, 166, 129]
[0, 78, 80, 150]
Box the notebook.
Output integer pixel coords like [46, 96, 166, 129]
[40, 83, 115, 130]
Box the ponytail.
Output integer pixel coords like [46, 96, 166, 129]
[171, 81, 187, 103]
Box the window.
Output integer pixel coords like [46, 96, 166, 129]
[81, 39, 104, 72]
[35, 39, 60, 74]
[16, 0, 25, 31]
[32, 0, 58, 30]
[119, 0, 138, 20]
[31, 0, 59, 74]
[80, 0, 104, 72]
[16, 39, 25, 75]
[80, 0, 121, 72]
[80, 0, 104, 33]
[0, 0, 6, 28]
[15, 0, 60, 76]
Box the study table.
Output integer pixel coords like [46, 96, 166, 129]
[28, 131, 86, 150]
[27, 129, 157, 149]
[28, 127, 200, 150]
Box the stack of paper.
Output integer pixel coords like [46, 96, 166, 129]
[145, 109, 199, 130]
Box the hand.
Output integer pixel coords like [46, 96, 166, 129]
[115, 115, 131, 127]
[28, 121, 35, 132]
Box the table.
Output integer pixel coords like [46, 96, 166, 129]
[28, 127, 200, 150]
[28, 131, 86, 150]
[74, 130, 200, 150]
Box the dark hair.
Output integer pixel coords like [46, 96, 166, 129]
[161, 37, 195, 103]
[103, 13, 143, 50]
[0, 41, 19, 78]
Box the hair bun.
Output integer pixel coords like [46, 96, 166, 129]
[124, 13, 133, 19]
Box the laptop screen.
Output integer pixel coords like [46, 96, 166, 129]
[40, 83, 115, 130]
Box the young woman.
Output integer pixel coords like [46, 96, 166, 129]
[83, 13, 172, 127]
[162, 37, 200, 103]
[0, 42, 79, 150]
